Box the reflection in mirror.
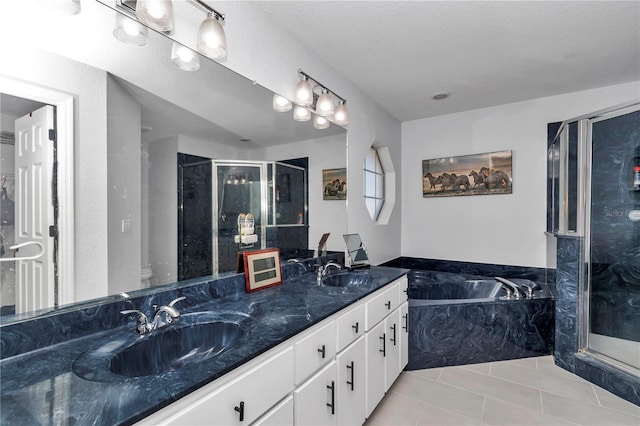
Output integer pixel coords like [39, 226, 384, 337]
[0, 0, 347, 322]
[343, 234, 370, 269]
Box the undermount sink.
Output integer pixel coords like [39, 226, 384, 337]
[73, 311, 253, 381]
[110, 320, 243, 377]
[321, 271, 373, 288]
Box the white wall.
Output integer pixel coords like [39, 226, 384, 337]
[401, 81, 640, 268]
[107, 76, 142, 294]
[260, 134, 349, 252]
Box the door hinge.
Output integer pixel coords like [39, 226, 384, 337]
[49, 225, 58, 238]
[49, 129, 57, 142]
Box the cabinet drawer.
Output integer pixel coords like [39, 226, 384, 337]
[144, 347, 294, 425]
[295, 320, 337, 385]
[365, 282, 399, 330]
[397, 275, 408, 303]
[336, 303, 365, 352]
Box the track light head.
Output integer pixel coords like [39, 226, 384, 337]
[197, 11, 227, 59]
[136, 0, 174, 31]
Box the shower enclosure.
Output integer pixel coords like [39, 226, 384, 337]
[178, 155, 307, 277]
[549, 103, 640, 375]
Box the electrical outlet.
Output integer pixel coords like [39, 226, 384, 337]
[122, 219, 131, 233]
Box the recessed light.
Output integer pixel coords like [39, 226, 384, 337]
[432, 91, 451, 101]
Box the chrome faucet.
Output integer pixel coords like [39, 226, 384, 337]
[121, 296, 186, 334]
[495, 277, 524, 299]
[317, 261, 343, 281]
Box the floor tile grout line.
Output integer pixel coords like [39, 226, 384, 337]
[591, 383, 603, 408]
[480, 395, 487, 424]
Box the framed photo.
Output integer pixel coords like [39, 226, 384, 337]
[323, 168, 347, 200]
[242, 248, 283, 292]
[422, 150, 512, 198]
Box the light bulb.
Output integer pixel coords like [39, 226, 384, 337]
[113, 14, 148, 46]
[293, 105, 311, 122]
[136, 0, 174, 32]
[332, 101, 349, 126]
[272, 94, 292, 112]
[313, 115, 330, 130]
[294, 78, 313, 107]
[316, 90, 335, 117]
[171, 42, 200, 71]
[197, 12, 227, 59]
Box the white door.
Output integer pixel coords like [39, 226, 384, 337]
[294, 361, 338, 426]
[365, 320, 386, 417]
[385, 309, 401, 391]
[15, 105, 55, 313]
[336, 336, 366, 426]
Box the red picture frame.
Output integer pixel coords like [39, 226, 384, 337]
[242, 248, 283, 292]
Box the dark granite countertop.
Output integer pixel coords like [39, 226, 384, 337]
[0, 265, 408, 425]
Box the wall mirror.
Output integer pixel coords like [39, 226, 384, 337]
[0, 0, 347, 323]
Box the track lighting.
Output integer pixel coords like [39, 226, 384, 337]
[293, 106, 311, 122]
[313, 115, 330, 130]
[294, 77, 314, 107]
[171, 42, 200, 71]
[36, 0, 81, 15]
[316, 90, 335, 117]
[273, 94, 292, 112]
[135, 0, 174, 32]
[332, 100, 349, 126]
[197, 10, 227, 59]
[293, 69, 349, 128]
[113, 13, 148, 46]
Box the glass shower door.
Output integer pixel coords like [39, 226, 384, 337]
[587, 106, 640, 371]
[214, 162, 265, 274]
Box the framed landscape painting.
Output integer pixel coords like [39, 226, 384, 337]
[422, 150, 512, 198]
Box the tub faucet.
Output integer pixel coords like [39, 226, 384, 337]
[495, 277, 524, 299]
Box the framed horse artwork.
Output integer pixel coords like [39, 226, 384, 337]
[323, 168, 347, 200]
[422, 150, 513, 198]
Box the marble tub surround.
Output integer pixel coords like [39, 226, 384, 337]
[406, 270, 554, 370]
[0, 263, 404, 425]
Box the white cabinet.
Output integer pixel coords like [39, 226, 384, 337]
[253, 396, 294, 426]
[295, 320, 337, 385]
[138, 346, 294, 426]
[400, 302, 409, 370]
[294, 361, 338, 426]
[365, 320, 386, 417]
[336, 336, 366, 426]
[384, 309, 401, 391]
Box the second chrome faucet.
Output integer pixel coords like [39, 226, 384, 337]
[121, 296, 186, 334]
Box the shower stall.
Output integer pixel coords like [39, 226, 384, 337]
[178, 155, 307, 277]
[548, 103, 640, 397]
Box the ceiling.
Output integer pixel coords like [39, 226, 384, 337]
[252, 1, 640, 122]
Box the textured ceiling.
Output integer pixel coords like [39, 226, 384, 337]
[253, 1, 640, 122]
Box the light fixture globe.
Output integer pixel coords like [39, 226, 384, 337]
[293, 105, 311, 122]
[272, 94, 292, 112]
[136, 0, 174, 31]
[113, 14, 148, 46]
[316, 90, 335, 117]
[197, 12, 227, 59]
[332, 101, 349, 126]
[171, 42, 200, 71]
[294, 78, 313, 107]
[313, 115, 330, 130]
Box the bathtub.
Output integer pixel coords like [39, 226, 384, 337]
[407, 270, 554, 370]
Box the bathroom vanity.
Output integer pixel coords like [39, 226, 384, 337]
[0, 265, 408, 425]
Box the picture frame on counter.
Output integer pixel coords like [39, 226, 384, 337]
[242, 248, 283, 292]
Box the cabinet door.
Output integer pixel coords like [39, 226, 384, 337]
[295, 320, 337, 385]
[400, 302, 409, 371]
[384, 309, 401, 391]
[336, 336, 366, 426]
[294, 361, 338, 426]
[253, 395, 293, 426]
[146, 347, 294, 425]
[336, 304, 365, 353]
[365, 320, 386, 417]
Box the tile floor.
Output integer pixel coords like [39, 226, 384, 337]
[365, 356, 640, 426]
